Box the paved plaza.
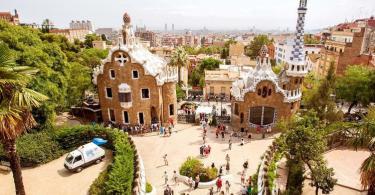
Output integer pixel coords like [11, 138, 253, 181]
[133, 124, 276, 194]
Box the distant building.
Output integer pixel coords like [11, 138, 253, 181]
[70, 20, 93, 32]
[92, 40, 107, 50]
[50, 29, 90, 42]
[95, 28, 118, 41]
[93, 13, 178, 126]
[204, 65, 252, 100]
[0, 10, 19, 25]
[275, 40, 321, 65]
[135, 27, 157, 47]
[318, 17, 375, 75]
[228, 42, 252, 66]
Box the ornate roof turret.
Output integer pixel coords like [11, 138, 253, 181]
[123, 12, 131, 24]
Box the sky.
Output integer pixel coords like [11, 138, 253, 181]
[1, 0, 375, 31]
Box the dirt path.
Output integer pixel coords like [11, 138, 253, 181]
[0, 151, 112, 195]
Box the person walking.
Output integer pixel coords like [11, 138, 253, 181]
[228, 139, 232, 150]
[163, 171, 169, 185]
[194, 175, 200, 189]
[163, 154, 168, 166]
[240, 170, 245, 185]
[225, 154, 230, 164]
[240, 138, 245, 146]
[216, 176, 222, 192]
[219, 166, 223, 176]
[226, 162, 230, 174]
[209, 187, 214, 195]
[243, 160, 248, 171]
[173, 170, 178, 185]
[221, 130, 225, 140]
[225, 180, 231, 194]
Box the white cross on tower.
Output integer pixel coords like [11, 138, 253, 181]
[115, 53, 128, 66]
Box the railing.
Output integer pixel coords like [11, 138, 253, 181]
[216, 115, 231, 124]
[177, 114, 196, 123]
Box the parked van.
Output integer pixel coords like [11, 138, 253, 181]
[64, 142, 105, 172]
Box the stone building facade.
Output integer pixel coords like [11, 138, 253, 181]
[0, 10, 19, 25]
[93, 13, 178, 126]
[230, 0, 308, 132]
[318, 17, 375, 75]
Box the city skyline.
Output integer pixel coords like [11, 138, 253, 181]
[2, 0, 375, 31]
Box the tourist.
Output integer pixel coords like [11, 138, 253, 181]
[219, 191, 224, 195]
[225, 180, 231, 194]
[211, 162, 216, 169]
[216, 126, 220, 138]
[225, 154, 230, 164]
[247, 176, 252, 186]
[240, 170, 245, 184]
[163, 171, 168, 185]
[188, 177, 193, 190]
[199, 145, 204, 156]
[219, 166, 223, 176]
[247, 183, 252, 194]
[194, 175, 200, 189]
[173, 170, 178, 185]
[203, 135, 206, 144]
[241, 185, 247, 195]
[163, 154, 168, 166]
[228, 139, 232, 150]
[221, 130, 225, 140]
[207, 144, 211, 154]
[241, 138, 245, 146]
[164, 184, 173, 195]
[226, 162, 230, 174]
[209, 187, 214, 195]
[243, 160, 248, 170]
[216, 176, 222, 192]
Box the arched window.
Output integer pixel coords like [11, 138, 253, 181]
[268, 88, 272, 96]
[297, 65, 300, 71]
[292, 65, 295, 71]
[257, 89, 261, 96]
[282, 85, 286, 90]
[262, 86, 268, 98]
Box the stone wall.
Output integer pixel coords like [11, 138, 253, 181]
[97, 50, 177, 126]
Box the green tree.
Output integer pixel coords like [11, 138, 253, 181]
[306, 62, 342, 122]
[304, 34, 320, 44]
[346, 107, 375, 194]
[309, 159, 337, 195]
[336, 65, 375, 113]
[169, 46, 189, 86]
[84, 34, 101, 48]
[279, 111, 337, 194]
[245, 35, 272, 59]
[188, 58, 221, 88]
[221, 39, 237, 59]
[0, 21, 106, 128]
[0, 43, 48, 195]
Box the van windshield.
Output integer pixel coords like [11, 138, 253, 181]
[65, 154, 74, 163]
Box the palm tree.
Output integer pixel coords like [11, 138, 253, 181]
[347, 106, 375, 194]
[169, 46, 189, 86]
[0, 43, 48, 195]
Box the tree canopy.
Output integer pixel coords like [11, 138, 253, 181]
[188, 58, 221, 88]
[336, 65, 375, 113]
[245, 35, 272, 59]
[0, 21, 107, 128]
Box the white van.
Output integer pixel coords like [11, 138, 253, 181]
[64, 142, 105, 172]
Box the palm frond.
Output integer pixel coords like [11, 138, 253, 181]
[12, 88, 49, 108]
[360, 154, 375, 189]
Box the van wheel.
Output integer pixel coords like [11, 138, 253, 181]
[76, 167, 83, 173]
[95, 159, 101, 164]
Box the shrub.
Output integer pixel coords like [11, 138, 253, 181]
[104, 130, 134, 194]
[179, 157, 217, 182]
[146, 182, 152, 193]
[0, 132, 64, 167]
[89, 166, 110, 195]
